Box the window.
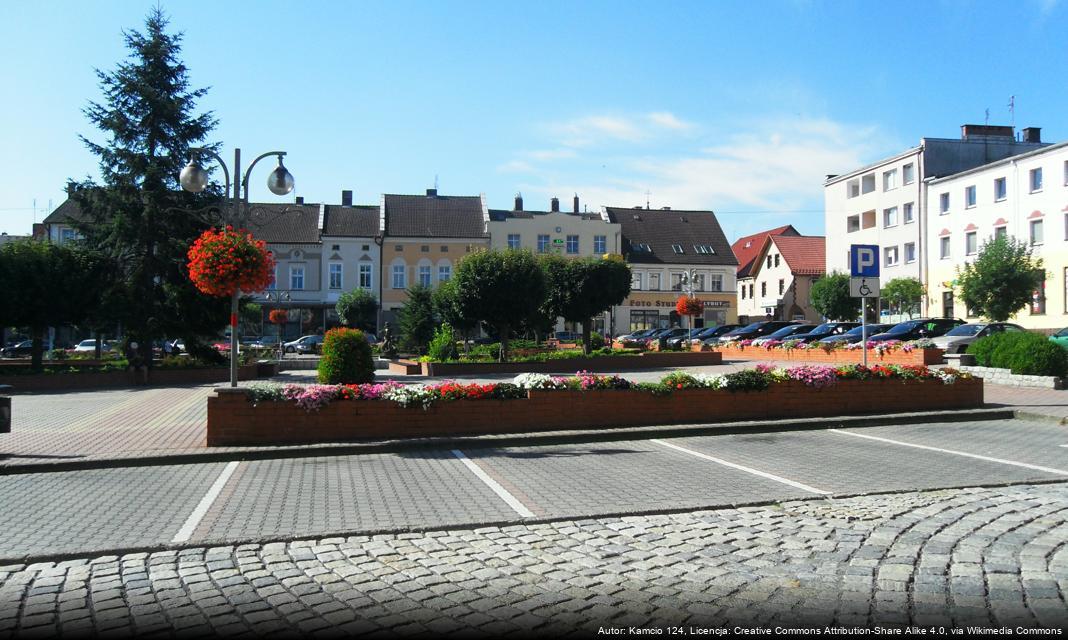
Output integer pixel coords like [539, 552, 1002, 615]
[884, 246, 899, 267]
[329, 263, 343, 290]
[290, 266, 305, 290]
[939, 193, 950, 214]
[883, 207, 898, 228]
[965, 185, 976, 208]
[267, 266, 276, 290]
[902, 163, 915, 185]
[766, 255, 772, 268]
[965, 232, 977, 255]
[649, 273, 660, 291]
[331, 244, 340, 251]
[566, 235, 579, 254]
[778, 279, 784, 295]
[994, 177, 1007, 201]
[883, 169, 897, 191]
[741, 286, 746, 300]
[748, 284, 754, 298]
[694, 274, 705, 292]
[392, 265, 406, 289]
[903, 202, 914, 224]
[537, 234, 550, 253]
[904, 242, 916, 264]
[60, 228, 77, 243]
[441, 246, 448, 252]
[940, 236, 951, 259]
[394, 245, 403, 252]
[594, 235, 606, 254]
[1030, 167, 1043, 192]
[421, 245, 429, 253]
[507, 234, 521, 250]
[846, 178, 860, 198]
[861, 173, 875, 194]
[774, 255, 780, 268]
[671, 274, 684, 291]
[942, 291, 954, 319]
[362, 245, 370, 251]
[1030, 219, 1044, 246]
[629, 310, 660, 332]
[672, 244, 685, 254]
[631, 272, 642, 290]
[1064, 160, 1068, 186]
[694, 244, 715, 255]
[418, 265, 431, 287]
[761, 281, 767, 297]
[359, 264, 372, 289]
[995, 226, 1007, 241]
[438, 265, 451, 282]
[708, 274, 723, 292]
[1032, 280, 1046, 315]
[862, 210, 876, 229]
[847, 215, 860, 233]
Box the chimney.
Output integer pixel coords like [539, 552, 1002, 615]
[32, 223, 46, 240]
[295, 196, 304, 205]
[550, 197, 560, 212]
[573, 194, 579, 214]
[426, 188, 437, 197]
[1023, 127, 1042, 143]
[341, 190, 352, 207]
[961, 124, 1014, 141]
[514, 192, 523, 211]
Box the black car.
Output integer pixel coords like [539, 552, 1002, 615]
[752, 324, 817, 345]
[867, 318, 965, 343]
[719, 320, 800, 343]
[666, 324, 741, 348]
[697, 324, 743, 346]
[818, 324, 894, 345]
[788, 322, 860, 344]
[0, 340, 34, 358]
[616, 328, 659, 343]
[649, 327, 689, 348]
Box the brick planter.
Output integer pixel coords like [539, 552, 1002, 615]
[713, 345, 944, 366]
[206, 377, 983, 446]
[0, 363, 270, 393]
[419, 351, 723, 376]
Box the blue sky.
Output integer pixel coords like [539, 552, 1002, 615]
[2, 0, 1066, 241]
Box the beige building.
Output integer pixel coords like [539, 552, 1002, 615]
[487, 194, 620, 257]
[736, 234, 826, 323]
[926, 140, 1068, 331]
[605, 207, 738, 335]
[379, 190, 490, 325]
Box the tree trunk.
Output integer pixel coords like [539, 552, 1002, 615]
[94, 334, 102, 359]
[498, 323, 509, 363]
[30, 326, 45, 371]
[581, 318, 592, 355]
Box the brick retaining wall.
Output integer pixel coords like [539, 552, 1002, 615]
[0, 363, 271, 393]
[419, 351, 723, 376]
[206, 377, 983, 446]
[712, 345, 943, 366]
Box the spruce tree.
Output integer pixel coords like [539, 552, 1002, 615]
[71, 8, 225, 367]
[397, 285, 437, 355]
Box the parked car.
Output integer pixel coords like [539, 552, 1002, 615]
[250, 336, 283, 348]
[718, 321, 800, 344]
[647, 327, 689, 348]
[817, 324, 894, 345]
[665, 325, 735, 349]
[868, 318, 965, 343]
[787, 322, 860, 344]
[696, 324, 743, 346]
[932, 322, 1026, 354]
[284, 334, 325, 354]
[615, 328, 658, 343]
[1050, 328, 1068, 350]
[751, 324, 816, 346]
[71, 339, 117, 353]
[0, 340, 33, 358]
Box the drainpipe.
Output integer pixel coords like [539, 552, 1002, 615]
[918, 147, 928, 316]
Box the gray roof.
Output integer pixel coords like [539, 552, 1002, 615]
[243, 203, 321, 244]
[605, 207, 738, 266]
[323, 205, 379, 237]
[42, 199, 85, 225]
[384, 194, 486, 238]
[487, 209, 604, 222]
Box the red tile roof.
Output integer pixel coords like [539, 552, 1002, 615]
[730, 225, 799, 276]
[770, 235, 826, 276]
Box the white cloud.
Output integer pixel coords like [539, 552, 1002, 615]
[647, 112, 694, 131]
[496, 159, 535, 174]
[525, 149, 577, 161]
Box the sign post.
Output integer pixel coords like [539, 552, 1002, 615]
[850, 245, 881, 368]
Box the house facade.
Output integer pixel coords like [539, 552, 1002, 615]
[731, 225, 800, 325]
[487, 194, 620, 257]
[605, 207, 738, 335]
[824, 125, 1047, 315]
[737, 234, 826, 324]
[925, 140, 1068, 330]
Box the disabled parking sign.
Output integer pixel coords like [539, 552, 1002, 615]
[850, 244, 880, 277]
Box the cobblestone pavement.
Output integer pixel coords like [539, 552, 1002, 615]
[0, 483, 1064, 636]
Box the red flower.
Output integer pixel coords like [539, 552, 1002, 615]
[187, 227, 275, 297]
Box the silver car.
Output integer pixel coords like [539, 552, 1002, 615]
[930, 322, 1025, 354]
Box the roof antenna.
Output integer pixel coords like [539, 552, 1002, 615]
[434, 174, 439, 191]
[984, 108, 989, 126]
[645, 190, 651, 210]
[1008, 95, 1015, 129]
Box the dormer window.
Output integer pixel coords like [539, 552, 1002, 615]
[671, 244, 684, 254]
[694, 245, 715, 255]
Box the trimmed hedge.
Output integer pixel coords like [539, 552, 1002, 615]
[967, 331, 1067, 377]
[317, 328, 375, 384]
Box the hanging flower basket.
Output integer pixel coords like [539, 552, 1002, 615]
[675, 295, 704, 317]
[268, 309, 289, 325]
[187, 226, 275, 297]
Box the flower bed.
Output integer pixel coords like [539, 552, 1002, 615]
[713, 340, 943, 366]
[207, 365, 982, 446]
[418, 351, 722, 376]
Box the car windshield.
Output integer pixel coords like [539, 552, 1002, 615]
[843, 325, 886, 337]
[767, 325, 809, 339]
[945, 324, 986, 337]
[739, 322, 767, 332]
[807, 323, 841, 336]
[883, 321, 922, 335]
[1056, 328, 1068, 337]
[77, 340, 96, 347]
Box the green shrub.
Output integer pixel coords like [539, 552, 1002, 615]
[317, 328, 374, 384]
[969, 331, 1068, 377]
[966, 332, 1006, 367]
[47, 349, 69, 360]
[722, 369, 771, 392]
[427, 324, 459, 362]
[589, 332, 606, 350]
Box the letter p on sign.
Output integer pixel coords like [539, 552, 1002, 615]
[850, 244, 880, 278]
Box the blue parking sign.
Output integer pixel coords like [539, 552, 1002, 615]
[850, 244, 880, 277]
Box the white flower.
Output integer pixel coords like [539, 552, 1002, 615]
[692, 374, 725, 389]
[512, 373, 567, 389]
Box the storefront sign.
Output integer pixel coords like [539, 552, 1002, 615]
[624, 298, 731, 308]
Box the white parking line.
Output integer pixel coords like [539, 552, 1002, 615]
[451, 450, 536, 518]
[829, 430, 1068, 476]
[649, 439, 831, 495]
[172, 461, 240, 543]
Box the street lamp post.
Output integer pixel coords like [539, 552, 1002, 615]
[180, 148, 295, 387]
[680, 268, 699, 348]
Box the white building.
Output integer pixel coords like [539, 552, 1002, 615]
[824, 125, 1047, 315]
[925, 140, 1068, 330]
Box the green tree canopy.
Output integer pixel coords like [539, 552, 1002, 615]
[957, 236, 1045, 321]
[0, 240, 114, 369]
[882, 277, 924, 319]
[432, 279, 477, 345]
[541, 255, 631, 353]
[71, 8, 225, 368]
[454, 249, 546, 361]
[809, 272, 860, 322]
[396, 284, 436, 355]
[336, 288, 378, 333]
